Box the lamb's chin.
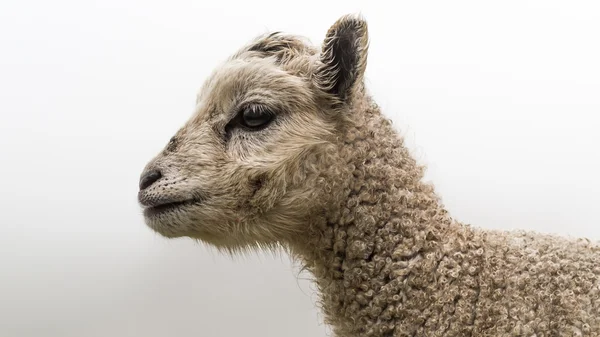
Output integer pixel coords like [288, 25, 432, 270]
[143, 202, 199, 238]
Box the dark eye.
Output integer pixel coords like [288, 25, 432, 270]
[239, 105, 274, 130]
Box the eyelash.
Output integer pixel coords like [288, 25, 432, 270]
[223, 104, 276, 141]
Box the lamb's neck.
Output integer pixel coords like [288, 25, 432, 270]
[293, 101, 456, 335]
[304, 99, 453, 267]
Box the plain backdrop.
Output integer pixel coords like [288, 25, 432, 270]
[1, 1, 599, 336]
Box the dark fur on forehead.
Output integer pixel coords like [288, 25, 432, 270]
[236, 32, 317, 64]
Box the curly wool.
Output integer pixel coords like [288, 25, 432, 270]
[291, 97, 600, 337]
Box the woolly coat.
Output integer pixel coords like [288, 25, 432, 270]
[294, 98, 600, 337]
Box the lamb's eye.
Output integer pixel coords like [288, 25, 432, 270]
[240, 105, 274, 129]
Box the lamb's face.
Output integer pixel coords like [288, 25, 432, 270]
[138, 56, 335, 248]
[138, 14, 369, 250]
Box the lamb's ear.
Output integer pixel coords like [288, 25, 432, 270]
[315, 14, 369, 103]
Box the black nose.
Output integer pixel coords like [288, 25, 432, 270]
[139, 169, 162, 190]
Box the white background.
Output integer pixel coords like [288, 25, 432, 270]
[1, 1, 599, 336]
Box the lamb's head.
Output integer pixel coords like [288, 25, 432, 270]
[138, 14, 369, 251]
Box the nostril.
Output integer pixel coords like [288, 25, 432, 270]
[139, 169, 162, 190]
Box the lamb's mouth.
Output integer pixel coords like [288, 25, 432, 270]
[143, 199, 200, 217]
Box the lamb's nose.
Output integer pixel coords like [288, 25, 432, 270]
[139, 169, 162, 190]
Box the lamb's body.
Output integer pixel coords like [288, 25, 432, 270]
[322, 224, 600, 337]
[138, 14, 600, 337]
[293, 99, 600, 336]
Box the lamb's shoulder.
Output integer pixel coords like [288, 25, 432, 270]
[467, 228, 600, 335]
[380, 225, 600, 336]
[481, 228, 600, 293]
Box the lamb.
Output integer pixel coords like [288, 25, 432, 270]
[137, 14, 600, 337]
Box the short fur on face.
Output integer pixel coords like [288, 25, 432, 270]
[138, 15, 369, 252]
